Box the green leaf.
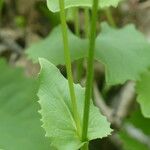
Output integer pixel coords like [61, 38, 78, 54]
[95, 23, 150, 85]
[46, 0, 123, 12]
[0, 59, 51, 150]
[26, 23, 150, 85]
[136, 71, 150, 118]
[26, 26, 87, 65]
[38, 58, 112, 150]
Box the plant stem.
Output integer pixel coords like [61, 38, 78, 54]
[59, 0, 81, 136]
[76, 59, 83, 83]
[74, 8, 83, 82]
[82, 0, 99, 147]
[105, 8, 116, 28]
[74, 8, 80, 36]
[84, 8, 90, 37]
[76, 8, 90, 83]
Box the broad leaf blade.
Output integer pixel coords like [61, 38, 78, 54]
[26, 26, 87, 65]
[95, 23, 150, 85]
[38, 58, 112, 150]
[46, 0, 123, 12]
[136, 71, 150, 118]
[26, 23, 150, 85]
[0, 59, 50, 150]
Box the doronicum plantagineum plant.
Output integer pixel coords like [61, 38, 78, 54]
[26, 0, 150, 150]
[2, 0, 150, 150]
[37, 0, 113, 150]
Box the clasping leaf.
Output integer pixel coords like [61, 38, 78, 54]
[38, 58, 112, 150]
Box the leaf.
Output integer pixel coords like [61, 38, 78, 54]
[26, 23, 150, 85]
[46, 0, 122, 12]
[95, 23, 150, 85]
[136, 71, 150, 118]
[26, 26, 87, 65]
[38, 58, 112, 150]
[0, 59, 51, 150]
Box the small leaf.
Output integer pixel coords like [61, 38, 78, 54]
[38, 58, 112, 150]
[136, 71, 150, 118]
[0, 59, 51, 150]
[46, 0, 123, 12]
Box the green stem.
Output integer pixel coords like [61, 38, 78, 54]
[105, 8, 116, 28]
[76, 8, 90, 83]
[59, 0, 81, 136]
[74, 8, 83, 82]
[84, 8, 90, 37]
[82, 0, 99, 146]
[76, 59, 83, 83]
[74, 8, 80, 36]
